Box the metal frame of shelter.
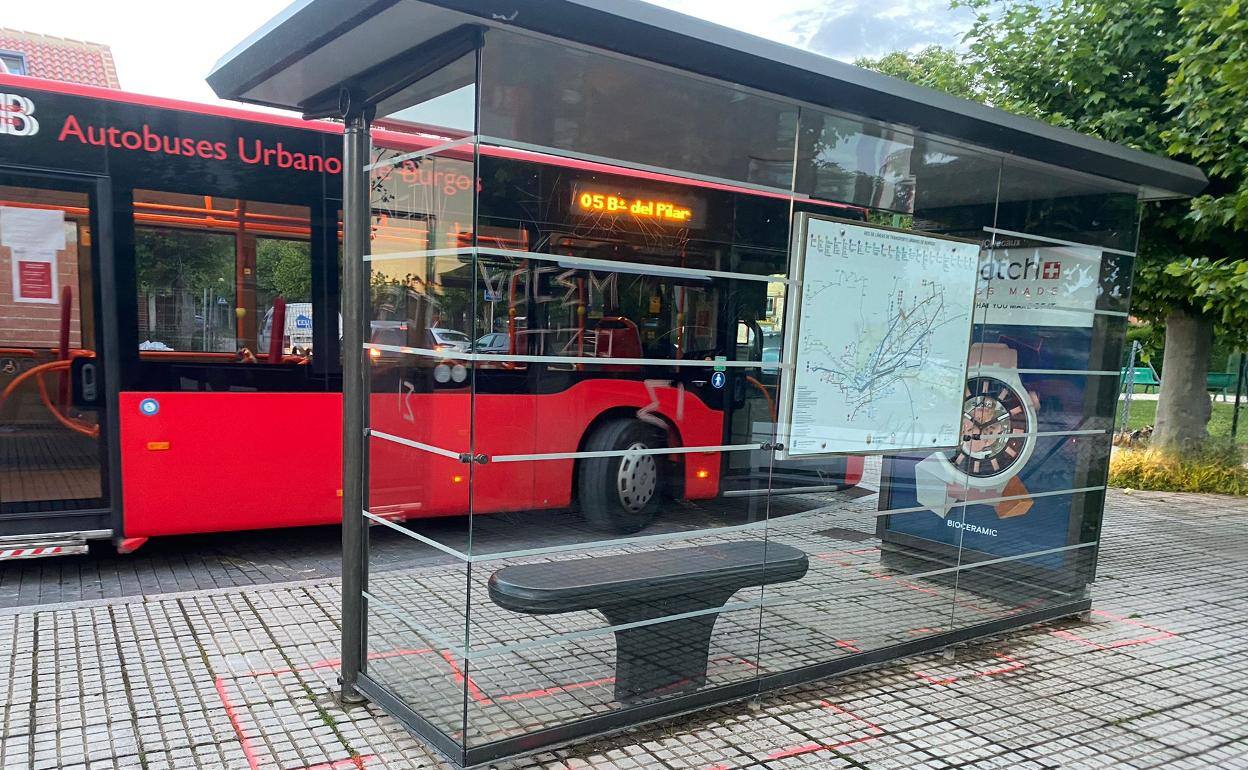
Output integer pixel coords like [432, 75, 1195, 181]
[208, 2, 1205, 767]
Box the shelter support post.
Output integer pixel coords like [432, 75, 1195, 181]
[339, 95, 371, 706]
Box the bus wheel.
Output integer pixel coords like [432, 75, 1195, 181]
[578, 418, 665, 534]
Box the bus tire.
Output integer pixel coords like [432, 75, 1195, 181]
[578, 418, 666, 534]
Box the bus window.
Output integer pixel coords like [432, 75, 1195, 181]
[133, 190, 312, 362]
[255, 238, 313, 354]
[474, 238, 722, 366]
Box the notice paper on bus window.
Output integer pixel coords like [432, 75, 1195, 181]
[0, 206, 66, 252]
[777, 214, 980, 458]
[1, 206, 66, 305]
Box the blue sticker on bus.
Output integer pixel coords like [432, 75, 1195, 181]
[295, 314, 312, 329]
[711, 371, 726, 389]
[139, 398, 160, 416]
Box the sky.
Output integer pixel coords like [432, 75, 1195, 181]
[1, 0, 973, 107]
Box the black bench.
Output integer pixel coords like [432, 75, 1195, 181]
[487, 540, 809, 701]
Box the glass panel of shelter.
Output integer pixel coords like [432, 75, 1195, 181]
[348, 27, 1140, 752]
[331, 32, 805, 745]
[943, 161, 1141, 631]
[457, 152, 788, 746]
[361, 53, 481, 744]
[477, 27, 800, 190]
[752, 111, 1002, 675]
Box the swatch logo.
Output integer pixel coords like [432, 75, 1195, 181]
[0, 94, 39, 137]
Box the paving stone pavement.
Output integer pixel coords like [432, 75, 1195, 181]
[2, 486, 1247, 769]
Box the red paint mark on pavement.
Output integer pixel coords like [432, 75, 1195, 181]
[977, 655, 1024, 677]
[214, 676, 265, 770]
[219, 648, 761, 769]
[240, 647, 433, 678]
[214, 674, 379, 770]
[293, 755, 377, 770]
[702, 700, 883, 769]
[440, 650, 753, 706]
[1052, 609, 1177, 650]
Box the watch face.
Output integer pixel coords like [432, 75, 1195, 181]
[952, 376, 1030, 478]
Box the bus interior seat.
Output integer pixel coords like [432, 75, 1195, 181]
[594, 317, 642, 372]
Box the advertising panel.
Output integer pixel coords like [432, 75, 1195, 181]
[879, 235, 1108, 569]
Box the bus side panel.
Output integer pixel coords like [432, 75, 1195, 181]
[119, 392, 342, 536]
[369, 391, 538, 517]
[119, 381, 726, 537]
[371, 380, 724, 517]
[530, 380, 723, 507]
[844, 455, 865, 486]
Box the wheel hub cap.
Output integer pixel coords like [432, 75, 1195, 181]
[617, 441, 657, 513]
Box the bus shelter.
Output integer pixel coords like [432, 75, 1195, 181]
[209, 2, 1205, 766]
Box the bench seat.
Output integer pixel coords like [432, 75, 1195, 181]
[488, 540, 808, 701]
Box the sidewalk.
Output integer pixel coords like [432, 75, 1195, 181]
[2, 488, 1247, 770]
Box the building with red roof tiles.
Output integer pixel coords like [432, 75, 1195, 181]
[0, 28, 120, 88]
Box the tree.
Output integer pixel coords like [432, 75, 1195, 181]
[255, 238, 312, 301]
[1152, 0, 1248, 443]
[1165, 0, 1248, 234]
[857, 0, 1246, 450]
[854, 47, 980, 101]
[134, 229, 234, 349]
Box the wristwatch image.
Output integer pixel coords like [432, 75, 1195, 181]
[915, 342, 1039, 519]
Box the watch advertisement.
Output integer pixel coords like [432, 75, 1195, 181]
[879, 239, 1112, 568]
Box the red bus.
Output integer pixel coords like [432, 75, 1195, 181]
[0, 74, 862, 559]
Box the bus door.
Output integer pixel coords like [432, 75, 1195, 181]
[723, 312, 777, 487]
[0, 172, 115, 546]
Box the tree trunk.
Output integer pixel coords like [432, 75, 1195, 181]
[1152, 309, 1214, 451]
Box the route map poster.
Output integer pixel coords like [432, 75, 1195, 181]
[778, 215, 981, 457]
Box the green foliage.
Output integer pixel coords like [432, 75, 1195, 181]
[1110, 442, 1248, 495]
[255, 238, 312, 301]
[1162, 259, 1248, 347]
[1124, 322, 1163, 367]
[861, 0, 1248, 348]
[853, 47, 980, 101]
[956, 0, 1178, 152]
[134, 228, 234, 297]
[1164, 0, 1248, 234]
[950, 0, 1247, 337]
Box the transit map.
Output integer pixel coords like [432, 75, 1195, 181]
[780, 216, 981, 456]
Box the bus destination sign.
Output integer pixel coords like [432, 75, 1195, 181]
[573, 185, 702, 226]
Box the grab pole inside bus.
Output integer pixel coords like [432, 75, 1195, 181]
[339, 89, 371, 706]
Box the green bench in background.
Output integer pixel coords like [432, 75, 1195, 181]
[1120, 368, 1240, 400]
[1121, 366, 1160, 393]
[1207, 372, 1236, 400]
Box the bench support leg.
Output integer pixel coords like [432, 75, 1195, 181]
[601, 592, 736, 702]
[610, 616, 719, 701]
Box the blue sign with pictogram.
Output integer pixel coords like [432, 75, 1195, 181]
[139, 397, 160, 416]
[711, 371, 726, 389]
